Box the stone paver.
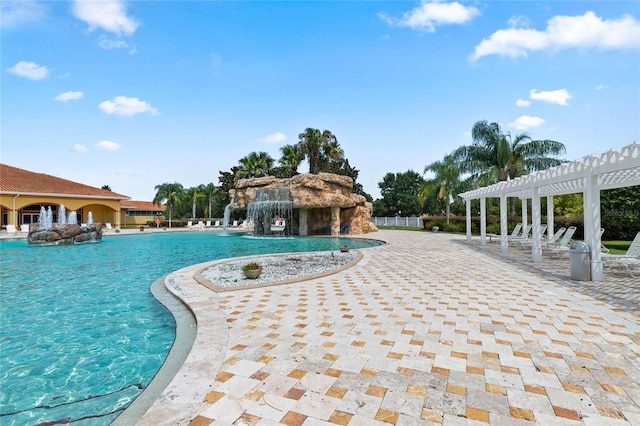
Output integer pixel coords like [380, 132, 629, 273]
[140, 230, 640, 425]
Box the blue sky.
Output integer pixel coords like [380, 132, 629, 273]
[2, 1, 639, 201]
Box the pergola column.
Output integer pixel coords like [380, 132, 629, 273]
[584, 173, 603, 281]
[531, 185, 542, 262]
[298, 208, 308, 236]
[500, 193, 508, 253]
[521, 197, 528, 228]
[546, 195, 554, 242]
[480, 197, 487, 246]
[465, 199, 472, 241]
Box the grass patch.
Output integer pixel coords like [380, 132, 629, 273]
[602, 241, 630, 255]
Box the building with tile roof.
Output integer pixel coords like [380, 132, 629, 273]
[0, 164, 164, 230]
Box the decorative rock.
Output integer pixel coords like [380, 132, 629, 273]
[27, 223, 103, 245]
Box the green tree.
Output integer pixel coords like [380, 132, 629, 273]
[183, 186, 205, 220]
[378, 170, 426, 216]
[237, 151, 274, 179]
[296, 128, 341, 174]
[202, 183, 218, 220]
[153, 182, 184, 227]
[327, 157, 372, 201]
[453, 120, 566, 215]
[277, 144, 303, 178]
[422, 154, 463, 223]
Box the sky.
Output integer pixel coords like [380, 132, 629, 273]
[2, 0, 639, 201]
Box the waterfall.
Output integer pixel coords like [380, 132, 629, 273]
[46, 207, 53, 229]
[88, 212, 93, 225]
[223, 198, 234, 229]
[246, 188, 292, 236]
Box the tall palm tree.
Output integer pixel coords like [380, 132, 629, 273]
[422, 154, 463, 223]
[452, 120, 566, 215]
[278, 144, 303, 177]
[453, 120, 566, 184]
[237, 151, 274, 179]
[153, 182, 184, 228]
[296, 128, 339, 174]
[184, 186, 205, 220]
[202, 183, 218, 220]
[318, 138, 345, 173]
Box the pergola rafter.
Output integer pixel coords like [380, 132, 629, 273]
[458, 142, 640, 281]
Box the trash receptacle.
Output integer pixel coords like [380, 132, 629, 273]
[569, 241, 590, 281]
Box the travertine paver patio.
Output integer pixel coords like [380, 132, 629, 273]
[140, 230, 639, 425]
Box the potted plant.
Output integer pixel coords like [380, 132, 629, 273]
[242, 261, 262, 279]
[340, 245, 350, 253]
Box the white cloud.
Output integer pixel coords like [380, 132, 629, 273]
[73, 144, 88, 152]
[516, 99, 531, 107]
[471, 11, 640, 61]
[55, 91, 84, 102]
[98, 36, 128, 49]
[510, 115, 545, 130]
[1, 0, 48, 28]
[529, 88, 573, 106]
[379, 0, 479, 32]
[595, 83, 607, 90]
[99, 96, 159, 116]
[72, 0, 138, 36]
[6, 61, 49, 80]
[262, 132, 287, 144]
[95, 140, 122, 151]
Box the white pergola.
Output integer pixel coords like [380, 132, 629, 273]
[458, 142, 640, 281]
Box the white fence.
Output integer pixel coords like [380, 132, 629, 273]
[373, 216, 424, 228]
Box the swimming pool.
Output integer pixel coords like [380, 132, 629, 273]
[0, 231, 381, 425]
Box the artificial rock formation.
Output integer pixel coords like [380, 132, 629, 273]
[27, 223, 103, 245]
[231, 173, 378, 235]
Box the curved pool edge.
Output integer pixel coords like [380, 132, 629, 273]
[111, 277, 197, 425]
[128, 236, 387, 424]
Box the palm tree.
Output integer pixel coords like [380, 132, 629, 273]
[452, 120, 566, 215]
[237, 151, 274, 179]
[318, 138, 344, 172]
[296, 128, 340, 174]
[422, 154, 463, 223]
[184, 186, 205, 220]
[278, 144, 303, 177]
[153, 182, 184, 228]
[202, 183, 218, 220]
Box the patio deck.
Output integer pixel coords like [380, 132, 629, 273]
[139, 230, 639, 425]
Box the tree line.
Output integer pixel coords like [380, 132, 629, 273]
[151, 128, 371, 224]
[147, 121, 638, 238]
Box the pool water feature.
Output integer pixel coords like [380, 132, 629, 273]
[0, 232, 380, 425]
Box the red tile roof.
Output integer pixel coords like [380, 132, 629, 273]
[122, 200, 165, 211]
[0, 164, 129, 199]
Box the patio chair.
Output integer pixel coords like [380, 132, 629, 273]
[488, 223, 521, 242]
[205, 220, 211, 227]
[5, 224, 17, 233]
[105, 223, 114, 231]
[20, 224, 30, 233]
[508, 224, 531, 242]
[602, 231, 640, 277]
[515, 224, 547, 247]
[546, 226, 577, 257]
[186, 220, 193, 228]
[542, 227, 566, 248]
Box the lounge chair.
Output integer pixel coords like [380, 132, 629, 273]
[214, 220, 221, 227]
[602, 231, 640, 277]
[186, 220, 193, 228]
[508, 224, 531, 242]
[271, 220, 285, 234]
[542, 227, 566, 248]
[515, 224, 547, 247]
[546, 226, 577, 257]
[105, 223, 114, 231]
[488, 223, 521, 243]
[232, 220, 239, 227]
[205, 221, 211, 227]
[20, 224, 30, 233]
[5, 224, 17, 233]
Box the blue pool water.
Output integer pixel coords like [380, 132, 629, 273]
[0, 231, 381, 425]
